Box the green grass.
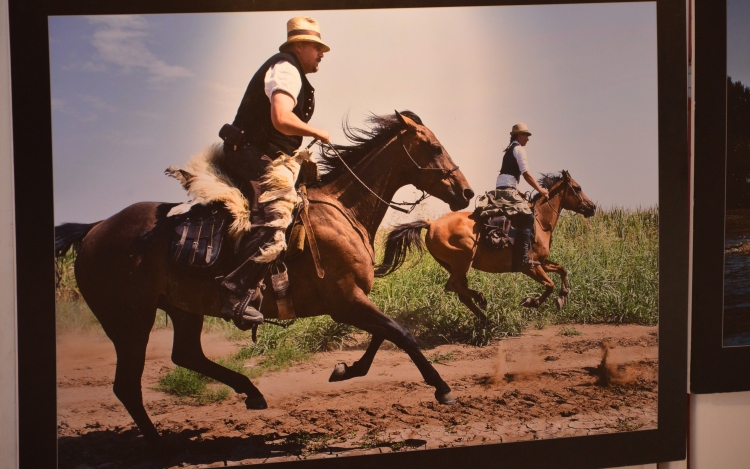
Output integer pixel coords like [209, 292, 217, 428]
[156, 364, 232, 404]
[558, 326, 584, 337]
[427, 351, 457, 364]
[369, 206, 659, 346]
[56, 206, 658, 367]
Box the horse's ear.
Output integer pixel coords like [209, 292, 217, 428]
[395, 110, 419, 132]
[562, 170, 570, 180]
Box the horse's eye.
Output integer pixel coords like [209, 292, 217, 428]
[431, 144, 443, 156]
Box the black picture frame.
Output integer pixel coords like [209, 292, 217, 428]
[690, 0, 750, 393]
[10, 0, 688, 467]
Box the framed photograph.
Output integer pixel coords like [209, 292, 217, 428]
[11, 0, 688, 467]
[691, 0, 750, 393]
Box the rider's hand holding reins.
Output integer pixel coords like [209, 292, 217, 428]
[523, 171, 548, 199]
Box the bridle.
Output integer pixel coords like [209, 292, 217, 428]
[540, 177, 586, 217]
[320, 133, 460, 214]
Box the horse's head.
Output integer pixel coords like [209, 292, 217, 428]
[555, 170, 596, 217]
[395, 111, 474, 211]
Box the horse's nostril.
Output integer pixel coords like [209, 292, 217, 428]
[464, 188, 475, 200]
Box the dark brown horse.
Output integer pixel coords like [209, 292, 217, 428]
[375, 170, 596, 322]
[54, 111, 474, 447]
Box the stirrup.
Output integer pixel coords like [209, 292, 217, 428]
[223, 290, 264, 331]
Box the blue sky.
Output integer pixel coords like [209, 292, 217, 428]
[49, 3, 658, 225]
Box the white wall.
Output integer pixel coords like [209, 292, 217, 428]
[0, 0, 18, 466]
[690, 393, 750, 468]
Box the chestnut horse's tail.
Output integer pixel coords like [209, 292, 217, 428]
[54, 222, 101, 258]
[374, 220, 430, 277]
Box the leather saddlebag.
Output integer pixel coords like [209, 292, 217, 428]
[170, 204, 229, 269]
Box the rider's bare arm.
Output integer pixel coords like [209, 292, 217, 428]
[270, 91, 330, 143]
[523, 171, 549, 198]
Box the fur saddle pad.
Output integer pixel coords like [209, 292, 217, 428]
[482, 215, 517, 250]
[165, 143, 315, 263]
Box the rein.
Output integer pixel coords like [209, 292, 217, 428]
[320, 135, 458, 214]
[535, 179, 586, 231]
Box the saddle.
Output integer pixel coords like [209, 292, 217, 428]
[166, 157, 320, 320]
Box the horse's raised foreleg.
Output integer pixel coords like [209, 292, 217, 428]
[167, 306, 267, 409]
[329, 335, 385, 382]
[437, 259, 488, 323]
[332, 294, 455, 404]
[519, 265, 555, 308]
[542, 261, 569, 309]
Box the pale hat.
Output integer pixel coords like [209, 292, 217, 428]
[279, 16, 330, 53]
[510, 122, 532, 136]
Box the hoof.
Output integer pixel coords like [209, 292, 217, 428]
[519, 297, 540, 308]
[556, 296, 566, 310]
[329, 363, 349, 382]
[435, 391, 456, 405]
[245, 395, 268, 410]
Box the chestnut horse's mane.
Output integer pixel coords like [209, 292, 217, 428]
[315, 110, 424, 186]
[530, 172, 564, 203]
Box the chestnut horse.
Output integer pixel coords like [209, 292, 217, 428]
[54, 111, 474, 447]
[375, 170, 596, 322]
[325, 171, 596, 386]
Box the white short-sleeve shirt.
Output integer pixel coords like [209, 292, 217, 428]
[264, 60, 302, 106]
[496, 142, 530, 188]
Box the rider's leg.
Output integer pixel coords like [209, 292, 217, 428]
[219, 147, 277, 326]
[220, 226, 276, 326]
[512, 212, 539, 271]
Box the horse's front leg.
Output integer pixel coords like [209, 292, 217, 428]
[542, 261, 569, 309]
[332, 293, 455, 404]
[519, 264, 555, 308]
[329, 335, 385, 382]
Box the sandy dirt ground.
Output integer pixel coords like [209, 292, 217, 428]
[57, 324, 658, 469]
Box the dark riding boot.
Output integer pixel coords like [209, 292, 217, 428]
[511, 213, 538, 271]
[220, 226, 277, 329]
[512, 227, 540, 272]
[220, 260, 271, 329]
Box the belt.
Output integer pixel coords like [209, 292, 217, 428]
[495, 186, 517, 190]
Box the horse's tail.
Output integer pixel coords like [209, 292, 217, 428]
[54, 222, 100, 258]
[374, 220, 431, 277]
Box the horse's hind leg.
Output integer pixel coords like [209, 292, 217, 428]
[329, 335, 385, 382]
[437, 259, 488, 323]
[519, 265, 555, 308]
[167, 306, 267, 409]
[106, 308, 162, 446]
[542, 261, 569, 309]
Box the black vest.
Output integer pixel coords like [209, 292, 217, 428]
[232, 52, 315, 155]
[499, 141, 522, 182]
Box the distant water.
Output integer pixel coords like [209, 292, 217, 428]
[724, 233, 750, 346]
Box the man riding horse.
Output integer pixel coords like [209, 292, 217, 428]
[219, 16, 331, 326]
[479, 122, 549, 270]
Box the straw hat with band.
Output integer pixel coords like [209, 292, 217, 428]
[510, 122, 532, 136]
[279, 16, 331, 53]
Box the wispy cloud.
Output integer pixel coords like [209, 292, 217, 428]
[86, 15, 193, 83]
[80, 94, 117, 112]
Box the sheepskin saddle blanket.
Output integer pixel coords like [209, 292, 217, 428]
[165, 143, 313, 267]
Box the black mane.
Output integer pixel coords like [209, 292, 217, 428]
[530, 172, 563, 203]
[315, 111, 424, 186]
